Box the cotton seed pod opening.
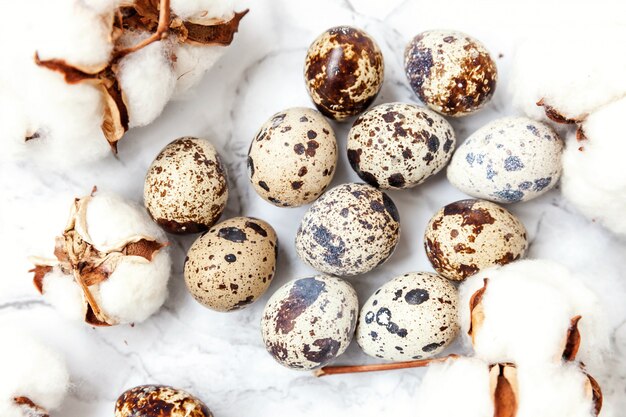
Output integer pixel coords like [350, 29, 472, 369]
[115, 385, 212, 417]
[30, 190, 171, 326]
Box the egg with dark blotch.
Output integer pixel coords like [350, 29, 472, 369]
[304, 26, 384, 121]
[295, 183, 400, 276]
[347, 102, 456, 189]
[404, 30, 497, 117]
[356, 272, 459, 361]
[144, 137, 228, 234]
[261, 275, 358, 370]
[447, 117, 563, 203]
[115, 385, 212, 417]
[248, 108, 337, 207]
[184, 217, 278, 312]
[424, 199, 528, 281]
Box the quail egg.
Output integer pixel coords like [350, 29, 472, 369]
[447, 117, 563, 203]
[347, 102, 456, 189]
[144, 137, 228, 234]
[115, 385, 212, 417]
[184, 216, 278, 312]
[424, 199, 527, 281]
[356, 272, 459, 361]
[304, 26, 384, 121]
[248, 108, 337, 207]
[404, 30, 497, 116]
[261, 275, 358, 370]
[295, 183, 400, 276]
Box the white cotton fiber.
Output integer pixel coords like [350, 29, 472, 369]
[415, 357, 493, 417]
[0, 331, 69, 417]
[172, 43, 227, 97]
[561, 96, 626, 236]
[171, 0, 234, 21]
[42, 268, 86, 322]
[459, 260, 608, 367]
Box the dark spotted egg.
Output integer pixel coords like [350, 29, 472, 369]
[424, 199, 527, 281]
[405, 30, 497, 117]
[248, 108, 337, 207]
[356, 272, 459, 361]
[261, 275, 358, 370]
[347, 102, 456, 189]
[295, 183, 400, 276]
[115, 385, 212, 417]
[184, 217, 278, 312]
[447, 117, 563, 203]
[144, 137, 228, 234]
[304, 26, 384, 121]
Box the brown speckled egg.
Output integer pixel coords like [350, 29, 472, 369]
[347, 102, 456, 189]
[424, 199, 527, 281]
[295, 183, 400, 276]
[356, 272, 459, 361]
[247, 108, 337, 207]
[115, 385, 212, 417]
[404, 30, 497, 117]
[304, 26, 384, 121]
[144, 137, 228, 234]
[261, 275, 358, 370]
[184, 217, 278, 312]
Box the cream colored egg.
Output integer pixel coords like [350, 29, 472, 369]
[184, 217, 277, 312]
[248, 108, 337, 207]
[356, 272, 459, 361]
[144, 137, 228, 234]
[424, 199, 527, 281]
[347, 103, 456, 189]
[115, 385, 212, 417]
[261, 275, 358, 370]
[295, 183, 400, 276]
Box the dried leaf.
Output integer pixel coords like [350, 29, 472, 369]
[99, 78, 129, 152]
[536, 98, 579, 124]
[183, 9, 249, 46]
[123, 239, 167, 261]
[563, 315, 582, 362]
[80, 264, 111, 287]
[14, 397, 50, 417]
[586, 373, 603, 416]
[490, 363, 518, 417]
[34, 53, 104, 81]
[468, 278, 488, 343]
[29, 265, 52, 294]
[576, 126, 587, 141]
[85, 302, 113, 327]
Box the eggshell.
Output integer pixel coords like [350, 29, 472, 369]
[424, 199, 527, 281]
[347, 102, 456, 189]
[295, 183, 400, 276]
[356, 272, 459, 361]
[144, 137, 228, 234]
[247, 108, 337, 207]
[447, 117, 563, 203]
[115, 385, 212, 417]
[261, 275, 358, 370]
[304, 26, 384, 121]
[404, 30, 497, 117]
[184, 217, 278, 312]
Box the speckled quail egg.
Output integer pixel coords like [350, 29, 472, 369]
[447, 117, 563, 203]
[424, 199, 527, 281]
[115, 385, 212, 417]
[304, 26, 384, 121]
[184, 217, 278, 312]
[347, 102, 456, 189]
[295, 183, 400, 276]
[261, 275, 358, 370]
[248, 108, 337, 207]
[356, 272, 459, 361]
[144, 137, 228, 234]
[404, 30, 497, 117]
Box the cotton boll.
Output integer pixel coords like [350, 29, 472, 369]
[42, 269, 85, 322]
[561, 97, 626, 236]
[415, 357, 493, 417]
[172, 43, 227, 97]
[171, 0, 235, 21]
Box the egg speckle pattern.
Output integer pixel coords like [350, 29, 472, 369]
[447, 117, 563, 203]
[356, 272, 459, 361]
[404, 30, 497, 117]
[144, 137, 228, 234]
[115, 385, 212, 417]
[261, 275, 358, 370]
[184, 217, 278, 312]
[424, 199, 528, 281]
[304, 26, 384, 121]
[295, 183, 400, 276]
[248, 108, 337, 207]
[347, 102, 456, 189]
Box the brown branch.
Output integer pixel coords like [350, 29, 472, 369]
[314, 354, 458, 377]
[114, 0, 171, 60]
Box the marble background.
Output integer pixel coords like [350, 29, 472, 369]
[2, 0, 626, 416]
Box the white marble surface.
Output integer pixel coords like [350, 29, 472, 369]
[2, 0, 626, 416]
